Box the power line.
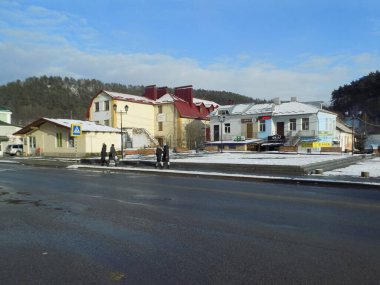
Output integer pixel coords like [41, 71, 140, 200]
[358, 117, 380, 128]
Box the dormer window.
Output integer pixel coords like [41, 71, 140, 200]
[218, 110, 229, 115]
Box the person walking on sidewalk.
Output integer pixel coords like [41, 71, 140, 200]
[162, 144, 170, 169]
[109, 144, 117, 166]
[155, 146, 163, 168]
[100, 143, 107, 166]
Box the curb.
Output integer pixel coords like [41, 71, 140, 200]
[71, 165, 380, 190]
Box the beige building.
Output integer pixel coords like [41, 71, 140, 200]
[336, 120, 353, 152]
[13, 118, 120, 157]
[87, 85, 219, 149]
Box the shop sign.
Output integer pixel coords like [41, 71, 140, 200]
[233, 136, 246, 141]
[301, 142, 332, 148]
[257, 116, 272, 121]
[268, 135, 285, 142]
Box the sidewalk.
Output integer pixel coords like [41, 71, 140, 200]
[2, 152, 380, 189]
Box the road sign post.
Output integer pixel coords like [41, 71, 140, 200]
[71, 124, 82, 163]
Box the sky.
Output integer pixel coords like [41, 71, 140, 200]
[0, 0, 380, 103]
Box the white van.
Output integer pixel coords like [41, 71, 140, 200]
[5, 144, 23, 156]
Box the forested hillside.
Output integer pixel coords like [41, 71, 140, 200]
[0, 76, 258, 126]
[330, 71, 380, 133]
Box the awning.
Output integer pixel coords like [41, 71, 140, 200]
[261, 142, 284, 147]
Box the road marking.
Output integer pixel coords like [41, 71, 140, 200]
[0, 168, 14, 172]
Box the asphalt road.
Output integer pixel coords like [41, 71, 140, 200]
[0, 163, 379, 285]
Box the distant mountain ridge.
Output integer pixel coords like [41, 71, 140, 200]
[0, 76, 262, 126]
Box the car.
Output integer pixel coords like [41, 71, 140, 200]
[5, 144, 23, 156]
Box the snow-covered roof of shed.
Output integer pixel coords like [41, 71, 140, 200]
[45, 118, 120, 132]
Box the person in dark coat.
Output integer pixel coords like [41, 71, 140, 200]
[155, 146, 163, 168]
[109, 144, 117, 166]
[162, 144, 170, 169]
[100, 143, 107, 166]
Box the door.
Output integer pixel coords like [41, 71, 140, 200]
[246, 123, 253, 138]
[214, 125, 220, 141]
[276, 122, 284, 136]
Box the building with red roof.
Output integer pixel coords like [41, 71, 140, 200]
[87, 85, 219, 151]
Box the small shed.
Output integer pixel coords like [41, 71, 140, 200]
[13, 118, 121, 157]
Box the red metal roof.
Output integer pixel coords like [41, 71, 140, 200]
[173, 98, 210, 120]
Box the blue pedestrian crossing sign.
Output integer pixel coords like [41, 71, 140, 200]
[70, 124, 82, 137]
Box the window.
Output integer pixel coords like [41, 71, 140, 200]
[104, 120, 110, 126]
[302, 118, 309, 130]
[158, 122, 163, 131]
[104, 101, 110, 111]
[219, 110, 229, 115]
[289, 119, 296, 131]
[259, 120, 266, 132]
[56, 132, 63, 147]
[224, 123, 231, 133]
[95, 102, 100, 112]
[68, 136, 75, 148]
[29, 136, 36, 148]
[158, 105, 163, 113]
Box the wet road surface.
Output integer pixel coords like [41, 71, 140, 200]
[0, 163, 379, 284]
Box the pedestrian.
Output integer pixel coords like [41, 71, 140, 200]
[155, 146, 163, 168]
[162, 144, 170, 169]
[100, 143, 107, 166]
[109, 144, 117, 166]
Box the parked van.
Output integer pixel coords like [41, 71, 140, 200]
[5, 144, 23, 156]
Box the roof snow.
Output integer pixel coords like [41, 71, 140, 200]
[273, 101, 319, 115]
[45, 118, 120, 132]
[103, 91, 154, 104]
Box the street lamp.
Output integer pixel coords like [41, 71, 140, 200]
[345, 110, 362, 155]
[218, 115, 225, 153]
[113, 104, 129, 159]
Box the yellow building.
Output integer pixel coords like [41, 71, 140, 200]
[87, 86, 219, 149]
[13, 118, 120, 157]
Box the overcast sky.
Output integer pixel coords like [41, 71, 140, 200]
[1, 0, 379, 103]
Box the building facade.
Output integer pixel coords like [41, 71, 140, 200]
[87, 85, 219, 150]
[209, 99, 338, 152]
[13, 118, 120, 157]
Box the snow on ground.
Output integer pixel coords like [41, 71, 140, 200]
[171, 152, 351, 166]
[325, 157, 380, 178]
[170, 152, 380, 178]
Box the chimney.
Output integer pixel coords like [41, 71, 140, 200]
[144, 85, 157, 100]
[174, 85, 193, 104]
[273, 97, 281, 105]
[291, 96, 297, 102]
[157, 86, 168, 99]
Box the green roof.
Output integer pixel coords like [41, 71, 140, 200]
[0, 106, 11, 112]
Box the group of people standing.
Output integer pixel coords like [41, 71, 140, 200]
[100, 143, 117, 166]
[100, 143, 170, 168]
[156, 145, 170, 169]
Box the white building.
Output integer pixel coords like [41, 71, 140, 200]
[208, 98, 338, 152]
